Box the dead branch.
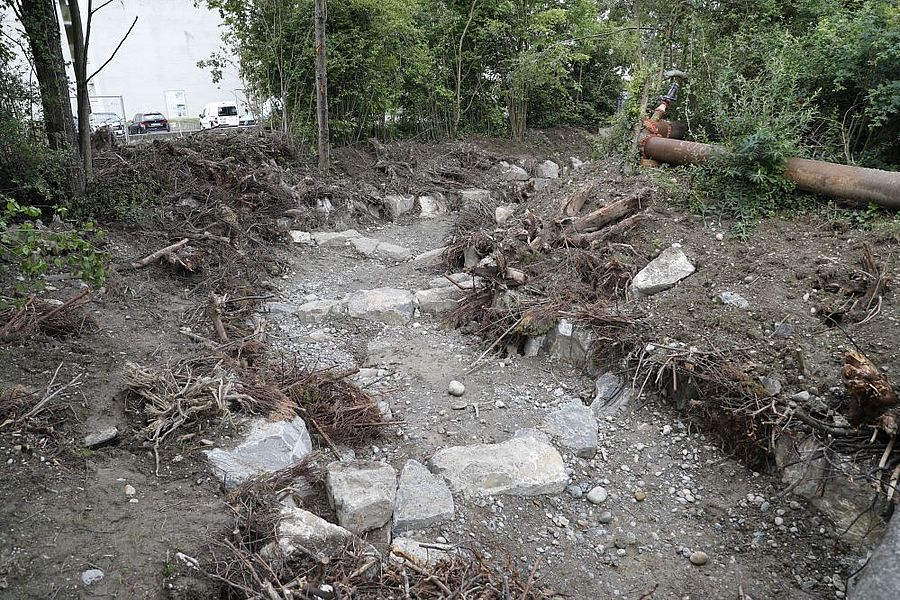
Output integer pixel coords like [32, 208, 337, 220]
[126, 238, 189, 270]
[557, 181, 596, 217]
[565, 211, 646, 247]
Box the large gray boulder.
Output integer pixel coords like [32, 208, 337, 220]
[850, 515, 900, 599]
[273, 507, 353, 557]
[394, 460, 455, 532]
[347, 288, 416, 324]
[544, 318, 594, 367]
[499, 161, 529, 181]
[541, 400, 598, 458]
[384, 195, 415, 220]
[204, 418, 312, 488]
[326, 460, 397, 533]
[418, 194, 449, 218]
[632, 244, 695, 296]
[534, 160, 560, 179]
[428, 433, 568, 496]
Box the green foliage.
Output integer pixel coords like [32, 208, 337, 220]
[0, 197, 108, 294]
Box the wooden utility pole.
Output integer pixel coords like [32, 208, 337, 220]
[313, 0, 330, 171]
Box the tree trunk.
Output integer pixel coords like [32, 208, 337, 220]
[18, 0, 85, 196]
[313, 0, 330, 171]
[68, 0, 92, 182]
[453, 0, 478, 138]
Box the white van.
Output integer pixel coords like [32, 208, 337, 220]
[199, 102, 240, 129]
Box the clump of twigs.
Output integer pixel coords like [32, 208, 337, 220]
[278, 364, 393, 449]
[0, 290, 97, 340]
[124, 359, 258, 474]
[0, 364, 84, 434]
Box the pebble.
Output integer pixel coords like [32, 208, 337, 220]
[689, 551, 709, 566]
[495, 400, 506, 409]
[598, 511, 613, 524]
[448, 380, 466, 397]
[566, 484, 583, 499]
[83, 426, 119, 448]
[587, 486, 608, 504]
[124, 484, 136, 496]
[81, 569, 104, 585]
[634, 490, 647, 502]
[774, 516, 784, 526]
[715, 233, 724, 241]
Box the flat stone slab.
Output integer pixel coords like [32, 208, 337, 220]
[428, 434, 568, 496]
[326, 460, 397, 533]
[289, 230, 313, 244]
[296, 299, 342, 324]
[415, 287, 463, 314]
[850, 511, 900, 599]
[632, 244, 695, 296]
[590, 371, 633, 415]
[376, 241, 412, 261]
[347, 288, 416, 324]
[542, 400, 598, 458]
[204, 417, 312, 488]
[459, 189, 491, 203]
[390, 537, 454, 566]
[394, 460, 455, 532]
[413, 247, 447, 267]
[312, 229, 362, 247]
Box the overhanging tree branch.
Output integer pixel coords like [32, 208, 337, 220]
[87, 15, 137, 81]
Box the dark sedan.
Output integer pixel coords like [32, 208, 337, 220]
[128, 112, 170, 134]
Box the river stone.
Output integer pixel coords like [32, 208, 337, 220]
[204, 417, 312, 488]
[384, 195, 415, 220]
[718, 291, 750, 309]
[499, 161, 529, 181]
[632, 244, 695, 296]
[849, 510, 900, 599]
[83, 426, 119, 448]
[347, 288, 416, 324]
[587, 486, 608, 504]
[394, 460, 455, 532]
[428, 433, 568, 496]
[541, 400, 598, 458]
[544, 318, 595, 368]
[534, 160, 560, 179]
[569, 157, 584, 170]
[289, 230, 313, 245]
[81, 569, 104, 586]
[326, 460, 397, 533]
[690, 551, 709, 566]
[448, 380, 466, 396]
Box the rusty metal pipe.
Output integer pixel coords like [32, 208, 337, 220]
[642, 137, 900, 209]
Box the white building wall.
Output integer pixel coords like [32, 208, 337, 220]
[3, 0, 243, 121]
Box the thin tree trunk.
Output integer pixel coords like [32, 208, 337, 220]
[313, 0, 330, 170]
[69, 0, 92, 182]
[18, 0, 85, 196]
[453, 0, 478, 138]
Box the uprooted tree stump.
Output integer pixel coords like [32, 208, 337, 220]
[843, 350, 899, 428]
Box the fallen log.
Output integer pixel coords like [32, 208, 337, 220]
[567, 189, 647, 233]
[565, 211, 646, 247]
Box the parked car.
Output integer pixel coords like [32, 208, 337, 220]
[200, 102, 240, 129]
[90, 112, 126, 137]
[128, 112, 170, 134]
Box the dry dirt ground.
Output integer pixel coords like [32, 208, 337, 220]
[0, 128, 896, 599]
